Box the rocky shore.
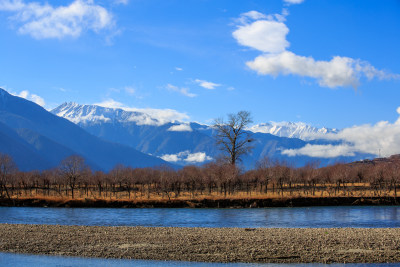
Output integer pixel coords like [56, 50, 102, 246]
[0, 224, 399, 263]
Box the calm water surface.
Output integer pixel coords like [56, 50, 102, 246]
[0, 206, 399, 228]
[0, 253, 397, 267]
[1, 206, 399, 266]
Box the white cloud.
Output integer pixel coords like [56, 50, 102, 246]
[282, 144, 355, 158]
[124, 86, 135, 95]
[239, 11, 267, 22]
[248, 52, 360, 88]
[95, 98, 124, 109]
[247, 51, 400, 88]
[167, 124, 193, 132]
[95, 98, 190, 125]
[282, 107, 400, 158]
[30, 93, 45, 106]
[194, 79, 221, 90]
[175, 67, 183, 71]
[113, 0, 129, 5]
[185, 152, 213, 163]
[166, 84, 197, 98]
[142, 109, 189, 124]
[0, 0, 114, 39]
[233, 13, 289, 54]
[11, 90, 46, 106]
[18, 90, 28, 99]
[160, 150, 213, 164]
[284, 0, 305, 5]
[161, 154, 180, 163]
[233, 10, 399, 88]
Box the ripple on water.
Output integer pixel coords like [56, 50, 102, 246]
[0, 206, 399, 228]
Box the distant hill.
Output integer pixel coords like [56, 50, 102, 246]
[0, 89, 172, 171]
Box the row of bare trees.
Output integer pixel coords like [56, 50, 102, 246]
[0, 153, 399, 200]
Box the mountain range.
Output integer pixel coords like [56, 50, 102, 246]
[51, 102, 372, 169]
[0, 88, 373, 171]
[248, 122, 338, 140]
[0, 89, 171, 171]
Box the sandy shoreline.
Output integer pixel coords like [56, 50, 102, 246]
[0, 224, 399, 263]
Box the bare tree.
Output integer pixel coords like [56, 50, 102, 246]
[109, 164, 126, 198]
[256, 156, 274, 194]
[0, 153, 17, 199]
[213, 111, 254, 165]
[59, 155, 88, 199]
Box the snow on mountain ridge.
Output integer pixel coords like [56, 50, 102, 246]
[248, 121, 338, 140]
[52, 102, 164, 125]
[52, 102, 337, 140]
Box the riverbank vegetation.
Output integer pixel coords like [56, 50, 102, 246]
[1, 153, 399, 205]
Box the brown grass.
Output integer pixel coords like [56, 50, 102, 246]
[7, 188, 398, 203]
[3, 182, 397, 204]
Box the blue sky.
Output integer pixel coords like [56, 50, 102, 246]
[0, 0, 399, 131]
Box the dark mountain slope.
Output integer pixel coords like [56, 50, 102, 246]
[0, 89, 172, 171]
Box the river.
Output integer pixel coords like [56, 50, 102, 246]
[0, 206, 399, 228]
[0, 252, 397, 267]
[1, 206, 399, 266]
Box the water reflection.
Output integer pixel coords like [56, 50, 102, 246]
[0, 206, 399, 228]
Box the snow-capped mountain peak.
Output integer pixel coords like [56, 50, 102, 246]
[248, 121, 338, 140]
[52, 102, 337, 140]
[52, 102, 163, 125]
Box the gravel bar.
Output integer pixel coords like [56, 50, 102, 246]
[0, 224, 399, 263]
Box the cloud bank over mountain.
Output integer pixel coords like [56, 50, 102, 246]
[9, 90, 45, 106]
[50, 100, 375, 168]
[93, 99, 190, 126]
[53, 99, 400, 161]
[282, 107, 400, 158]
